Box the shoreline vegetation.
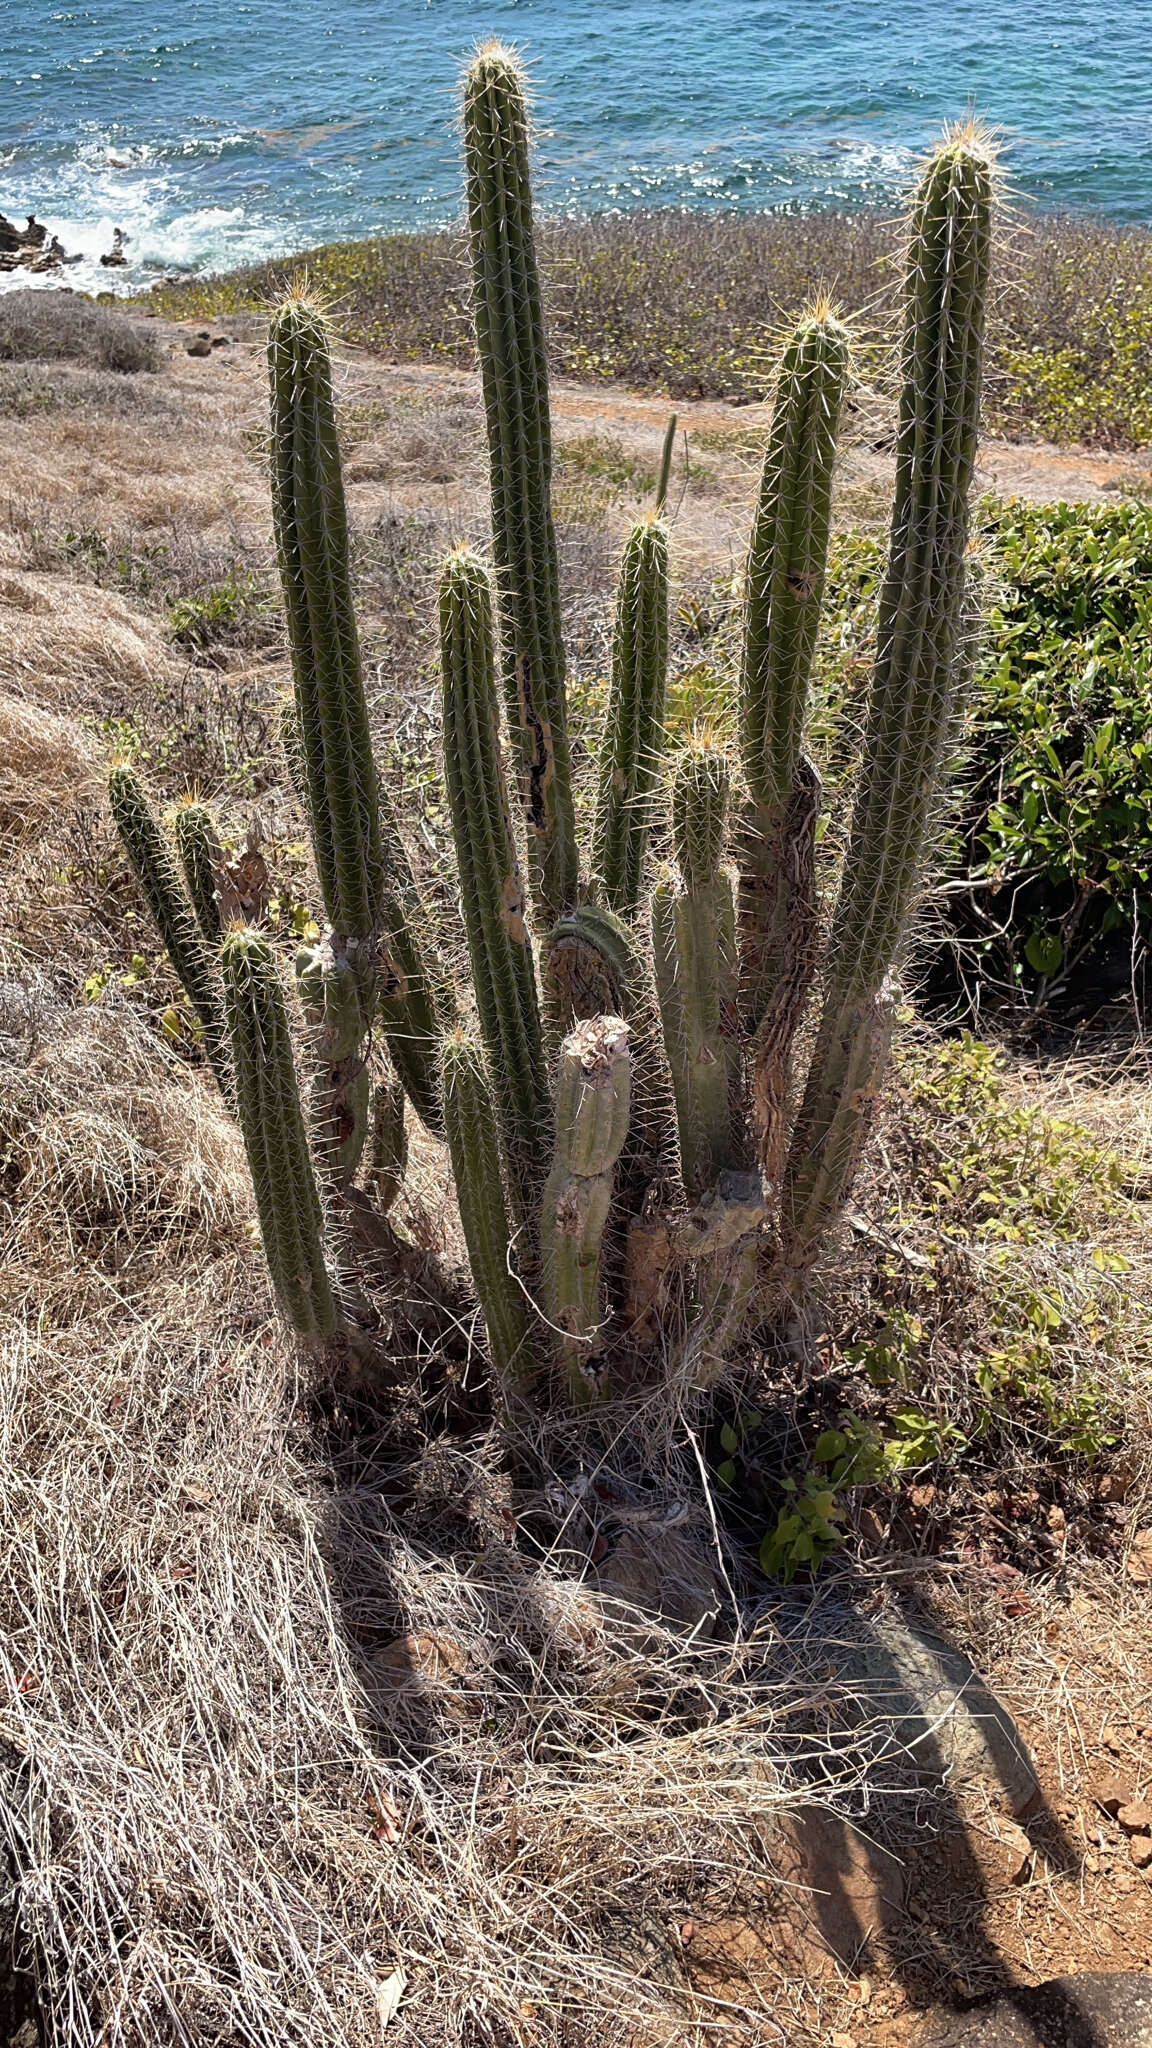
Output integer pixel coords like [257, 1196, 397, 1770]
[139, 204, 1152, 447]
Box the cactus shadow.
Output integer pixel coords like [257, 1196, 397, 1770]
[767, 1589, 1100, 2042]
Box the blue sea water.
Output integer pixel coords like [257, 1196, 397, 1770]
[4, 0, 1151, 295]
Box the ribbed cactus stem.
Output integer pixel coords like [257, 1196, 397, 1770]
[108, 764, 230, 1095]
[783, 130, 995, 1267]
[440, 548, 550, 1202]
[221, 928, 339, 1339]
[592, 515, 669, 918]
[364, 1073, 408, 1216]
[173, 800, 224, 945]
[269, 295, 383, 940]
[295, 939, 373, 1186]
[739, 306, 849, 1035]
[539, 1016, 631, 1402]
[268, 292, 443, 1135]
[278, 692, 308, 811]
[441, 1031, 534, 1388]
[653, 741, 743, 1194]
[462, 44, 578, 924]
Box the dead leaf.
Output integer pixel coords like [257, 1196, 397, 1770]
[376, 1969, 407, 2029]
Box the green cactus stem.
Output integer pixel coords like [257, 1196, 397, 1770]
[364, 1073, 408, 1216]
[545, 900, 673, 1216]
[652, 740, 744, 1195]
[108, 763, 230, 1095]
[783, 129, 995, 1270]
[268, 291, 443, 1136]
[655, 414, 678, 516]
[173, 799, 224, 945]
[278, 691, 308, 811]
[539, 1015, 631, 1402]
[221, 927, 339, 1339]
[591, 515, 670, 920]
[441, 1030, 534, 1388]
[440, 547, 550, 1198]
[295, 939, 374, 1187]
[738, 305, 849, 1038]
[462, 43, 578, 924]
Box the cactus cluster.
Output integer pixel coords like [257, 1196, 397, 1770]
[107, 64, 994, 1405]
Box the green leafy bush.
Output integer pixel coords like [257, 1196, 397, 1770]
[946, 500, 1152, 1010]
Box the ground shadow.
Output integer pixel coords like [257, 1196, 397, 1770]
[763, 1583, 1111, 2045]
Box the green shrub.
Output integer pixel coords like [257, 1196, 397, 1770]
[946, 500, 1152, 1010]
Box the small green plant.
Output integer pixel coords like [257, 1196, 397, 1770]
[168, 572, 260, 650]
[759, 1416, 885, 1581]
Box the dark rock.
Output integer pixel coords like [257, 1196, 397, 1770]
[914, 1973, 1152, 2047]
[210, 335, 231, 348]
[185, 338, 213, 357]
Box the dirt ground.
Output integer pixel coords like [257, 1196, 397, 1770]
[1, 308, 1150, 2046]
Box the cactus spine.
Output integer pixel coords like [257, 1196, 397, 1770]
[268, 294, 443, 1139]
[591, 516, 670, 920]
[539, 1017, 631, 1401]
[653, 740, 743, 1195]
[440, 548, 550, 1198]
[442, 1031, 534, 1387]
[108, 764, 230, 1094]
[783, 130, 994, 1265]
[462, 44, 578, 925]
[173, 799, 224, 944]
[221, 928, 338, 1339]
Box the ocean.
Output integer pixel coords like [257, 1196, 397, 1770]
[4, 0, 1150, 295]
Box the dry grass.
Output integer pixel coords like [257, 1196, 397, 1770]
[0, 291, 159, 376]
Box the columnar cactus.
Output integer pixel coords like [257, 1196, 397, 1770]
[462, 43, 578, 925]
[738, 307, 850, 1182]
[591, 515, 670, 919]
[539, 1016, 631, 1400]
[108, 764, 231, 1094]
[221, 928, 338, 1339]
[173, 799, 224, 944]
[106, 95, 995, 1403]
[441, 1030, 534, 1387]
[653, 739, 743, 1196]
[781, 129, 994, 1267]
[440, 548, 551, 1198]
[269, 293, 444, 1140]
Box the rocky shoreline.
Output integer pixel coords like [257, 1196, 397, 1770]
[0, 210, 128, 275]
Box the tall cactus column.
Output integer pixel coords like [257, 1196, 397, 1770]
[592, 515, 670, 919]
[653, 738, 745, 1197]
[269, 294, 443, 1153]
[738, 307, 849, 1183]
[462, 44, 578, 924]
[782, 130, 995, 1270]
[440, 549, 551, 1207]
[222, 928, 339, 1340]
